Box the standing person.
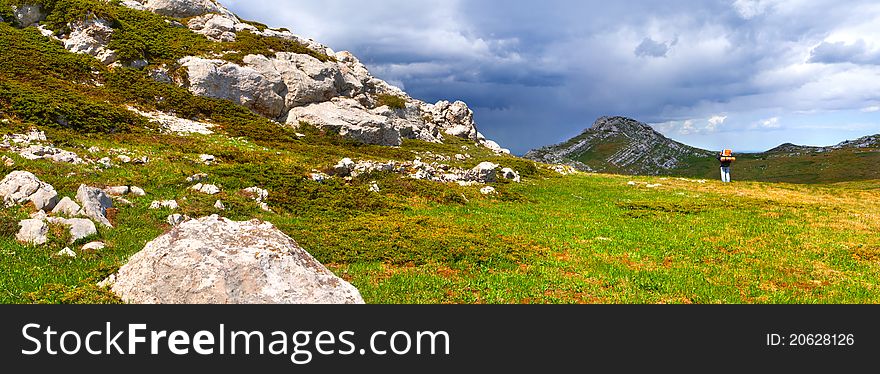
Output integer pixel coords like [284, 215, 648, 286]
[716, 149, 735, 183]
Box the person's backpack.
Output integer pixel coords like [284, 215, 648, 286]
[720, 149, 736, 162]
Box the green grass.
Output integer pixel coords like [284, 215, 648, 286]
[2, 126, 877, 304]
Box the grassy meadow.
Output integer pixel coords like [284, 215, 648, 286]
[2, 125, 878, 303]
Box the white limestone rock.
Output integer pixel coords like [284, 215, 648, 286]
[16, 219, 48, 245]
[76, 185, 113, 228]
[104, 215, 365, 304]
[0, 171, 58, 211]
[61, 18, 117, 65]
[286, 98, 401, 146]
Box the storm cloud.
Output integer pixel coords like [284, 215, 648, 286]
[225, 0, 880, 154]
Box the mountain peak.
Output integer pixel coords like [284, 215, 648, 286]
[525, 116, 712, 174]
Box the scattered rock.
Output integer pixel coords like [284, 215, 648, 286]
[52, 197, 82, 217]
[333, 158, 355, 177]
[1, 156, 14, 167]
[14, 145, 85, 164]
[16, 219, 48, 245]
[191, 183, 221, 195]
[310, 172, 330, 183]
[76, 185, 113, 227]
[81, 241, 106, 252]
[149, 200, 179, 210]
[369, 181, 380, 193]
[48, 217, 98, 243]
[129, 186, 146, 196]
[0, 171, 59, 211]
[627, 181, 638, 186]
[117, 155, 132, 163]
[242, 187, 269, 202]
[480, 186, 497, 195]
[56, 247, 77, 258]
[166, 213, 189, 226]
[500, 168, 521, 183]
[104, 215, 365, 304]
[186, 173, 208, 183]
[96, 157, 113, 169]
[106, 186, 131, 196]
[468, 162, 500, 183]
[214, 200, 225, 210]
[646, 184, 662, 188]
[115, 197, 134, 207]
[199, 154, 216, 165]
[127, 106, 216, 135]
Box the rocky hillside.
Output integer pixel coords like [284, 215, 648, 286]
[0, 0, 508, 152]
[525, 116, 713, 174]
[767, 135, 880, 155]
[0, 0, 559, 304]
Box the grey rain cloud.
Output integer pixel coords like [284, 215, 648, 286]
[226, 0, 880, 154]
[810, 40, 880, 65]
[635, 38, 673, 58]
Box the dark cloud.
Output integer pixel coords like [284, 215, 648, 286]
[635, 38, 672, 58]
[809, 40, 880, 65]
[226, 0, 880, 155]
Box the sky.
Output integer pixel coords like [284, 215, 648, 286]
[225, 0, 880, 154]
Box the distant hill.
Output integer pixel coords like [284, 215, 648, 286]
[524, 116, 713, 175]
[526, 116, 880, 183]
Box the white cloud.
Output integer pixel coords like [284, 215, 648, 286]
[862, 105, 880, 112]
[753, 117, 781, 129]
[652, 115, 727, 135]
[707, 115, 728, 131]
[732, 0, 773, 19]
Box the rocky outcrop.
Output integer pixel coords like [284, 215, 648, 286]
[104, 215, 365, 304]
[0, 171, 59, 211]
[109, 0, 509, 153]
[187, 13, 239, 42]
[12, 4, 46, 27]
[286, 98, 402, 146]
[126, 106, 216, 135]
[62, 17, 117, 64]
[180, 56, 288, 120]
[123, 0, 234, 19]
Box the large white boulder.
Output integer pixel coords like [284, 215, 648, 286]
[105, 215, 365, 304]
[0, 171, 59, 211]
[286, 98, 402, 146]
